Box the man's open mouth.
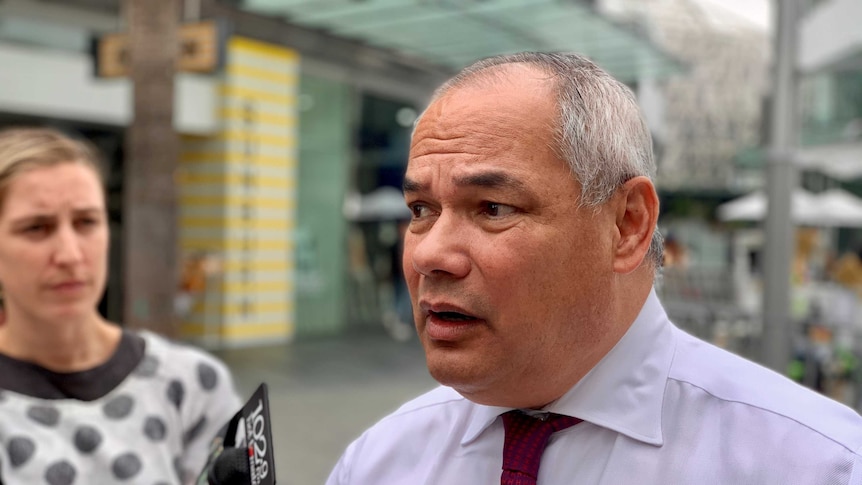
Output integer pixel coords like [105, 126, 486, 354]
[430, 310, 477, 322]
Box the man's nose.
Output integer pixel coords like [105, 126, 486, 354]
[407, 213, 471, 279]
[53, 225, 84, 265]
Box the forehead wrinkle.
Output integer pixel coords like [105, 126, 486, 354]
[410, 125, 517, 160]
[412, 90, 523, 157]
[409, 135, 467, 158]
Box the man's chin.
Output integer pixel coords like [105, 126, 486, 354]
[432, 377, 510, 407]
[426, 353, 493, 394]
[424, 350, 541, 407]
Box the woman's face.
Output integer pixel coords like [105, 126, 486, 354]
[0, 163, 108, 323]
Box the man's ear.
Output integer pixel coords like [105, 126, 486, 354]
[612, 176, 659, 274]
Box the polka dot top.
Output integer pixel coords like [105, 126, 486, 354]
[0, 330, 241, 485]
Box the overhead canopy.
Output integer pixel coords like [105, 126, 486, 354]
[717, 188, 862, 227]
[736, 139, 862, 181]
[241, 0, 683, 83]
[796, 142, 862, 180]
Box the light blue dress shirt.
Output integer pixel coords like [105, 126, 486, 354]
[327, 289, 862, 484]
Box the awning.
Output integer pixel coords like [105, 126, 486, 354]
[717, 187, 862, 227]
[717, 188, 820, 224]
[240, 0, 683, 83]
[796, 142, 862, 180]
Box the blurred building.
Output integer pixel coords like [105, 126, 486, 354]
[652, 0, 862, 362]
[729, 0, 862, 261]
[798, 0, 862, 152]
[587, 0, 772, 282]
[723, 0, 862, 223]
[797, 0, 862, 249]
[0, 0, 681, 346]
[602, 0, 770, 193]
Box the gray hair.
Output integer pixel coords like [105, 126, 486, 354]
[425, 52, 663, 269]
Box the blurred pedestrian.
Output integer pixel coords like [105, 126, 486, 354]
[327, 52, 862, 484]
[0, 127, 240, 484]
[662, 234, 688, 268]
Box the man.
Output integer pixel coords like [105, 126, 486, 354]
[326, 52, 862, 484]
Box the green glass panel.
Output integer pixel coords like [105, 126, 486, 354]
[295, 73, 352, 337]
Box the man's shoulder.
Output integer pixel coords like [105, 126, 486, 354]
[668, 328, 862, 453]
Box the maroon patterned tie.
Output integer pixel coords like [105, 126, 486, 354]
[501, 410, 582, 485]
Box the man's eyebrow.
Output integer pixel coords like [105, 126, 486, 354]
[402, 177, 425, 193]
[454, 171, 526, 190]
[403, 171, 529, 194]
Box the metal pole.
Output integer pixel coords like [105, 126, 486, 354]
[762, 0, 801, 373]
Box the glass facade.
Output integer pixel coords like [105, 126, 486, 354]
[295, 73, 353, 337]
[346, 94, 416, 334]
[801, 70, 862, 146]
[294, 82, 418, 337]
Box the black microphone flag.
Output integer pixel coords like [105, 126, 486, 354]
[197, 383, 277, 485]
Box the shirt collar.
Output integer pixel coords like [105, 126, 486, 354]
[461, 288, 674, 446]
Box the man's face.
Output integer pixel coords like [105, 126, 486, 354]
[403, 67, 621, 407]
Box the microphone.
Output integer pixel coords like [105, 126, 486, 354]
[198, 383, 277, 485]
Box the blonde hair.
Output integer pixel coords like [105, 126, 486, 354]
[0, 127, 104, 213]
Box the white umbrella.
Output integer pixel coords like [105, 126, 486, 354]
[717, 188, 820, 223]
[811, 188, 862, 227]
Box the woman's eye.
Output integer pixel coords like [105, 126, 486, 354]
[76, 218, 98, 227]
[483, 202, 516, 218]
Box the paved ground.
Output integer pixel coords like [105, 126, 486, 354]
[214, 333, 436, 485]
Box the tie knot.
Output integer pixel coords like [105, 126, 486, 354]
[501, 410, 582, 484]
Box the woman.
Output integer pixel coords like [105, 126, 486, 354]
[0, 127, 240, 484]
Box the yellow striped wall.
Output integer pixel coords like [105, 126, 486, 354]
[178, 36, 299, 347]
